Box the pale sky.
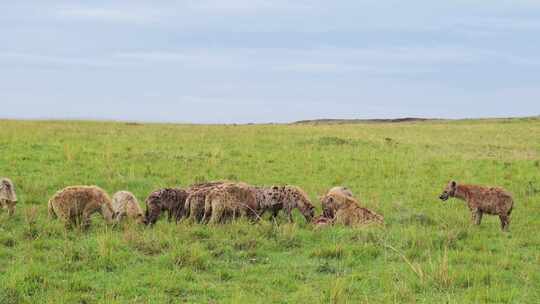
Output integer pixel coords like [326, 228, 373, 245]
[1, 1, 540, 123]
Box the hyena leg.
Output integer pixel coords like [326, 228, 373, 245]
[270, 209, 279, 220]
[286, 207, 294, 222]
[175, 208, 185, 224]
[81, 212, 92, 230]
[208, 203, 222, 225]
[187, 207, 197, 223]
[473, 210, 483, 225]
[195, 206, 205, 223]
[67, 215, 79, 229]
[6, 201, 16, 216]
[244, 207, 258, 223]
[64, 219, 74, 229]
[499, 214, 510, 232]
[202, 208, 212, 224]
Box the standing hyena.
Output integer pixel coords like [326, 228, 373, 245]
[254, 185, 315, 222]
[0, 178, 17, 216]
[204, 182, 260, 224]
[185, 181, 227, 223]
[48, 186, 115, 229]
[439, 181, 514, 231]
[143, 188, 189, 225]
[112, 191, 144, 224]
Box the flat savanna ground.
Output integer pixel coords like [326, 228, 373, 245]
[0, 118, 539, 303]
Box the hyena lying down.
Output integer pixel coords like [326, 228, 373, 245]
[439, 181, 514, 231]
[321, 191, 384, 226]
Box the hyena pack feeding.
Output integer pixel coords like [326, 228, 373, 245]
[0, 178, 17, 216]
[439, 181, 514, 231]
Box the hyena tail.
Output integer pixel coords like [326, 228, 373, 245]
[48, 200, 57, 219]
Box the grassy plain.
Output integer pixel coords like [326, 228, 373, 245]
[0, 118, 539, 303]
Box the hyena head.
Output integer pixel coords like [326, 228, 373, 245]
[0, 178, 17, 202]
[299, 200, 315, 221]
[101, 202, 115, 224]
[439, 181, 457, 201]
[320, 194, 338, 218]
[143, 191, 164, 225]
[290, 188, 315, 221]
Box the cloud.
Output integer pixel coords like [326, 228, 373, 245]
[56, 7, 164, 23]
[52, 1, 310, 25]
[115, 46, 540, 71]
[3, 43, 538, 75]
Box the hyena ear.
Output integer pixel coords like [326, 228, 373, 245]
[451, 181, 457, 187]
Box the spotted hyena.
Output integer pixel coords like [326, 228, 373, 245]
[439, 181, 514, 231]
[0, 178, 17, 216]
[112, 191, 144, 224]
[185, 182, 227, 223]
[48, 186, 115, 229]
[320, 191, 383, 226]
[254, 185, 315, 222]
[204, 182, 259, 224]
[144, 188, 189, 225]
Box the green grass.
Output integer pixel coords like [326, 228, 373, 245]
[0, 118, 539, 303]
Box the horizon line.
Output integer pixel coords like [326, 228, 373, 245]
[1, 115, 539, 126]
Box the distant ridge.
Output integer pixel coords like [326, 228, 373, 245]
[292, 117, 436, 124]
[292, 116, 540, 125]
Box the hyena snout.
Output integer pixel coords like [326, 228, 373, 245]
[306, 207, 315, 220]
[439, 192, 449, 201]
